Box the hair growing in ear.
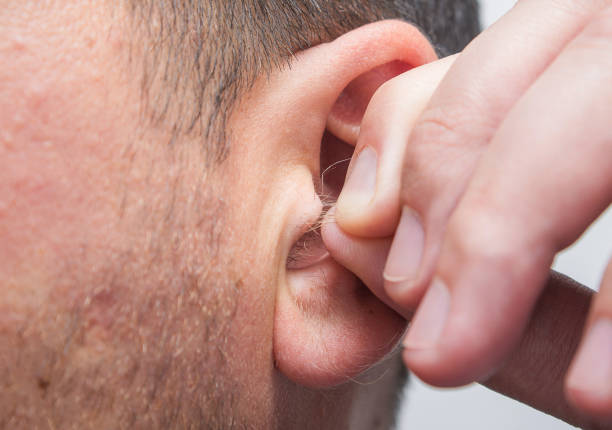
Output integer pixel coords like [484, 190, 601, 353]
[123, 0, 480, 164]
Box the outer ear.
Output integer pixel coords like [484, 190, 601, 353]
[327, 60, 414, 145]
[273, 20, 437, 388]
[325, 23, 436, 145]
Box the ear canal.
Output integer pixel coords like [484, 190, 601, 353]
[327, 60, 413, 145]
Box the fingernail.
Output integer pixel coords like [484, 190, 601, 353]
[337, 146, 377, 215]
[403, 279, 450, 350]
[383, 207, 424, 284]
[567, 318, 612, 399]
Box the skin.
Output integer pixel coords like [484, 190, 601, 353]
[330, 0, 612, 426]
[0, 2, 431, 428]
[2, 1, 607, 429]
[322, 57, 608, 430]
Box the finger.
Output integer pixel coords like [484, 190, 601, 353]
[404, 6, 612, 387]
[335, 56, 455, 238]
[321, 214, 411, 318]
[383, 0, 610, 307]
[566, 259, 612, 420]
[327, 215, 606, 427]
[325, 208, 605, 426]
[486, 272, 601, 430]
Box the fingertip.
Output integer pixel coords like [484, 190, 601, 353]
[320, 208, 373, 267]
[334, 145, 402, 237]
[335, 194, 402, 238]
[334, 196, 370, 235]
[383, 278, 425, 312]
[565, 385, 612, 422]
[401, 278, 525, 388]
[402, 345, 480, 388]
[401, 279, 483, 387]
[403, 344, 502, 388]
[320, 208, 344, 255]
[565, 318, 612, 421]
[334, 145, 378, 234]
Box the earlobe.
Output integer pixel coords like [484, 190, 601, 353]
[275, 260, 407, 387]
[273, 20, 437, 388]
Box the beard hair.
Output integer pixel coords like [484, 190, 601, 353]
[0, 191, 251, 429]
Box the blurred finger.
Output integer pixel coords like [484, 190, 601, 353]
[567, 259, 612, 420]
[486, 272, 598, 429]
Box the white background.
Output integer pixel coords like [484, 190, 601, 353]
[397, 1, 612, 428]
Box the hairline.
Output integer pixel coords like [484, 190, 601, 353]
[125, 1, 480, 163]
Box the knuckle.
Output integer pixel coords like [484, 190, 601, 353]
[449, 212, 514, 269]
[411, 106, 466, 148]
[410, 104, 488, 152]
[400, 108, 485, 209]
[444, 198, 538, 276]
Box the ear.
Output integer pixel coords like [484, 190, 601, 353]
[326, 59, 415, 145]
[325, 23, 436, 145]
[273, 20, 437, 388]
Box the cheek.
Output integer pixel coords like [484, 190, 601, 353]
[0, 95, 143, 321]
[0, 8, 141, 291]
[0, 7, 281, 424]
[1, 141, 119, 284]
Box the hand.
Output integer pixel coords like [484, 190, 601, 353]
[321, 56, 600, 429]
[325, 0, 612, 423]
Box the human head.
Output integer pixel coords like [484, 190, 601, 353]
[0, 1, 478, 428]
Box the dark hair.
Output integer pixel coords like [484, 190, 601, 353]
[126, 0, 480, 163]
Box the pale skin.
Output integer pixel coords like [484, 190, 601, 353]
[1, 1, 609, 429]
[327, 0, 612, 426]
